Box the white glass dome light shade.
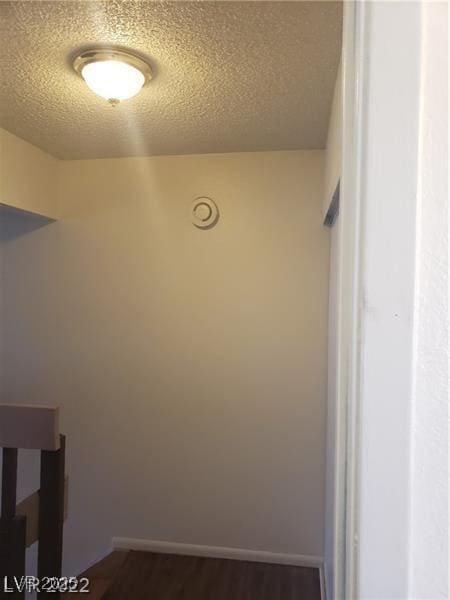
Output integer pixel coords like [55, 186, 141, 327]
[81, 60, 145, 102]
[73, 49, 152, 104]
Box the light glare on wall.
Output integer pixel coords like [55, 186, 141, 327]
[73, 48, 152, 105]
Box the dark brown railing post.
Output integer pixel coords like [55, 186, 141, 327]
[0, 447, 26, 600]
[37, 435, 65, 599]
[2, 448, 18, 520]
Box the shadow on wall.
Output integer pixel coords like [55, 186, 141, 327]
[0, 205, 56, 242]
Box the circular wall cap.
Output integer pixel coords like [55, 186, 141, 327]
[191, 197, 219, 229]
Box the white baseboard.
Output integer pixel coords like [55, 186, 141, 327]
[112, 536, 323, 569]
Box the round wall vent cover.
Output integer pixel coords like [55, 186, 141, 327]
[191, 197, 219, 229]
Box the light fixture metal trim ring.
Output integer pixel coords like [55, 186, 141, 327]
[73, 48, 153, 84]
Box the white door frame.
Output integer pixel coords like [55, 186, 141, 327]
[339, 2, 428, 598]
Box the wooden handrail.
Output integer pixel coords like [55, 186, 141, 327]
[0, 406, 66, 599]
[0, 405, 59, 451]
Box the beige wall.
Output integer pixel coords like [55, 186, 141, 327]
[0, 150, 329, 574]
[0, 128, 58, 219]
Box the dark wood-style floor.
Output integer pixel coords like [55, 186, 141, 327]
[102, 551, 322, 600]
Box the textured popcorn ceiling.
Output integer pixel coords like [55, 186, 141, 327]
[0, 1, 342, 160]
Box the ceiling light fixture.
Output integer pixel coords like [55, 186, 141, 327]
[73, 48, 152, 105]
